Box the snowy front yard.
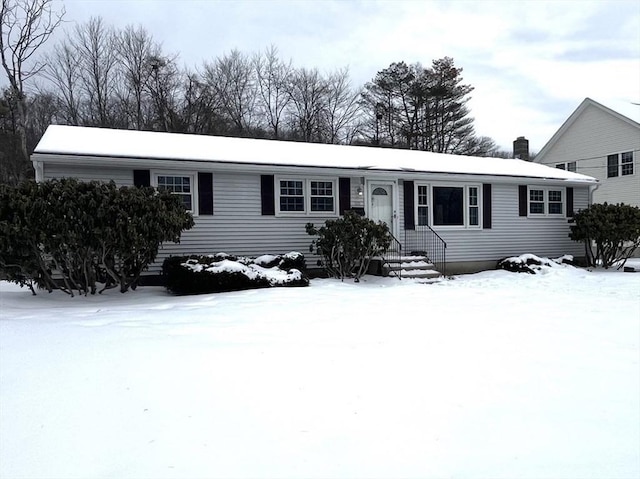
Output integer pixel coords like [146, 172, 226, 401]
[1, 263, 639, 479]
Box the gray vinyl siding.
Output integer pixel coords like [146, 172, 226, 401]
[38, 159, 592, 274]
[398, 181, 589, 264]
[535, 104, 640, 207]
[159, 172, 332, 266]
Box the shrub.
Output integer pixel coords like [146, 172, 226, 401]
[306, 210, 392, 282]
[497, 254, 574, 274]
[162, 252, 309, 295]
[569, 203, 640, 269]
[0, 179, 194, 295]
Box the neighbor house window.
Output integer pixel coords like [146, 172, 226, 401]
[155, 174, 195, 211]
[417, 185, 429, 226]
[556, 162, 577, 172]
[608, 151, 634, 178]
[607, 154, 619, 178]
[528, 187, 564, 216]
[276, 178, 337, 215]
[621, 151, 634, 176]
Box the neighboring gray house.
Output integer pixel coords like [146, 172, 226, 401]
[32, 125, 598, 275]
[534, 98, 640, 207]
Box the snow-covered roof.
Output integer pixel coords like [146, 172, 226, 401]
[34, 125, 597, 183]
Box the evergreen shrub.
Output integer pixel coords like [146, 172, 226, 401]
[306, 210, 392, 281]
[162, 252, 309, 295]
[569, 202, 640, 269]
[0, 179, 194, 295]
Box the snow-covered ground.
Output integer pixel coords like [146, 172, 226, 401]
[1, 262, 639, 479]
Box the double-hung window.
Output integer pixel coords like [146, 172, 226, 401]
[155, 173, 195, 212]
[608, 151, 634, 177]
[277, 178, 336, 215]
[621, 152, 634, 176]
[555, 162, 577, 172]
[468, 186, 479, 226]
[528, 187, 564, 216]
[279, 180, 305, 212]
[417, 185, 429, 226]
[310, 181, 334, 212]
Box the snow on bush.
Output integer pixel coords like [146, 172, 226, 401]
[162, 252, 308, 295]
[497, 254, 574, 274]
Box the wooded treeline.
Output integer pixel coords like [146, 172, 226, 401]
[1, 0, 507, 185]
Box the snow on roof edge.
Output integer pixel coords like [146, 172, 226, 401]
[34, 125, 598, 183]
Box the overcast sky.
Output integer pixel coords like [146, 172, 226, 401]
[49, 0, 640, 152]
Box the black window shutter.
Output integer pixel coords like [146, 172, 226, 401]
[518, 185, 528, 217]
[483, 183, 492, 229]
[403, 180, 415, 230]
[261, 175, 275, 216]
[198, 172, 213, 215]
[133, 169, 150, 187]
[339, 177, 351, 215]
[566, 187, 574, 217]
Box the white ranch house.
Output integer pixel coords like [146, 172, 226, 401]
[32, 125, 598, 276]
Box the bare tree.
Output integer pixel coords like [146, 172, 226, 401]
[144, 54, 182, 132]
[72, 17, 119, 127]
[41, 39, 81, 124]
[285, 67, 328, 142]
[322, 67, 361, 144]
[202, 49, 258, 135]
[115, 24, 159, 130]
[253, 45, 291, 139]
[0, 0, 63, 183]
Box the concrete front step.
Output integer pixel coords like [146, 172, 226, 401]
[382, 255, 442, 279]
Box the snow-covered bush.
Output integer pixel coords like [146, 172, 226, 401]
[306, 211, 392, 282]
[569, 202, 640, 269]
[0, 179, 194, 295]
[497, 254, 574, 274]
[162, 252, 308, 295]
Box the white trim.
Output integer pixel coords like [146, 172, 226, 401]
[274, 176, 338, 217]
[151, 170, 198, 216]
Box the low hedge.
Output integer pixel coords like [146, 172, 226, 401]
[162, 252, 309, 295]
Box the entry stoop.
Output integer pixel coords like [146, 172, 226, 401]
[382, 255, 442, 280]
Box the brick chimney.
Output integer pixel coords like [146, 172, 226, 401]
[513, 136, 530, 161]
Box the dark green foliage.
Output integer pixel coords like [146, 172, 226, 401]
[162, 252, 309, 295]
[569, 203, 640, 269]
[306, 210, 392, 282]
[0, 178, 194, 295]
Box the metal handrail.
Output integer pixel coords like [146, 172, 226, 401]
[381, 232, 403, 279]
[404, 226, 447, 277]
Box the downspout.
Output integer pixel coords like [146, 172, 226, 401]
[588, 181, 600, 206]
[33, 160, 44, 183]
[585, 181, 601, 266]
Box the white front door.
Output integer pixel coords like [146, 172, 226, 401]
[369, 183, 394, 231]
